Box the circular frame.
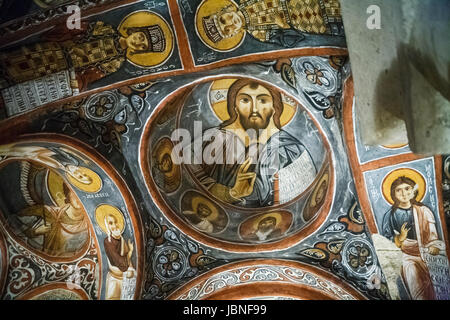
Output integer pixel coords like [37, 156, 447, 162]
[140, 76, 336, 252]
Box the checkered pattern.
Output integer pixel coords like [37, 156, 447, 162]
[244, 0, 285, 27]
[69, 38, 119, 69]
[0, 42, 67, 86]
[240, 0, 340, 35]
[320, 0, 342, 22]
[287, 0, 328, 34]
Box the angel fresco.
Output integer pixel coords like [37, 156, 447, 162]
[380, 169, 448, 300]
[0, 160, 89, 257]
[196, 0, 343, 51]
[185, 78, 317, 208]
[0, 10, 174, 92]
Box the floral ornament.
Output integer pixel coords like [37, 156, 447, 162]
[348, 243, 371, 269]
[159, 251, 181, 276]
[366, 267, 382, 290]
[87, 95, 115, 120]
[303, 62, 330, 87]
[45, 92, 129, 152]
[155, 247, 186, 280]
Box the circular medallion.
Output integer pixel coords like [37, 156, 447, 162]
[84, 92, 119, 122]
[118, 10, 174, 68]
[66, 166, 102, 193]
[381, 168, 426, 205]
[341, 238, 377, 278]
[195, 0, 246, 52]
[153, 246, 187, 281]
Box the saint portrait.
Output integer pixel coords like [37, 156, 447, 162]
[195, 0, 343, 52]
[239, 211, 292, 242]
[303, 167, 329, 222]
[380, 168, 448, 300]
[185, 78, 317, 208]
[0, 10, 174, 92]
[0, 160, 90, 258]
[95, 204, 136, 300]
[151, 138, 181, 193]
[181, 191, 228, 235]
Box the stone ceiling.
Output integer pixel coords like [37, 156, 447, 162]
[0, 0, 448, 301]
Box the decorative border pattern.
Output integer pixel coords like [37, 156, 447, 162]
[169, 260, 363, 300]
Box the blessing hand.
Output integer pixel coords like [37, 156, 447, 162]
[230, 158, 256, 199]
[398, 223, 411, 243]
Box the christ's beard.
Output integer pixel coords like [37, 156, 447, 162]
[239, 112, 272, 131]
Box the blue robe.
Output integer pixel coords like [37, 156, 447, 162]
[191, 128, 315, 207]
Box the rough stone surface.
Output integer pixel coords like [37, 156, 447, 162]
[372, 234, 403, 300]
[340, 0, 450, 153]
[340, 0, 409, 146]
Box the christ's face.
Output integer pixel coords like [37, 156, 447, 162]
[126, 31, 149, 51]
[235, 84, 275, 131]
[217, 11, 243, 37]
[258, 217, 276, 233]
[394, 183, 415, 204]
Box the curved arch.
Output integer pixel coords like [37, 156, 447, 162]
[0, 158, 93, 263]
[0, 134, 145, 299]
[0, 226, 7, 296]
[17, 282, 90, 300]
[168, 259, 367, 300]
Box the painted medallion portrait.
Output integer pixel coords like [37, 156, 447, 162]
[180, 191, 228, 235]
[239, 211, 293, 243]
[117, 10, 175, 69]
[303, 167, 329, 222]
[151, 137, 181, 193]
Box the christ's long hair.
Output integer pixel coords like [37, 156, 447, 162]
[220, 79, 284, 129]
[389, 176, 424, 216]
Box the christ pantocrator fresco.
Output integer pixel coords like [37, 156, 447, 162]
[184, 78, 317, 208]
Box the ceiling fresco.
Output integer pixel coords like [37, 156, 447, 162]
[0, 0, 448, 301]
